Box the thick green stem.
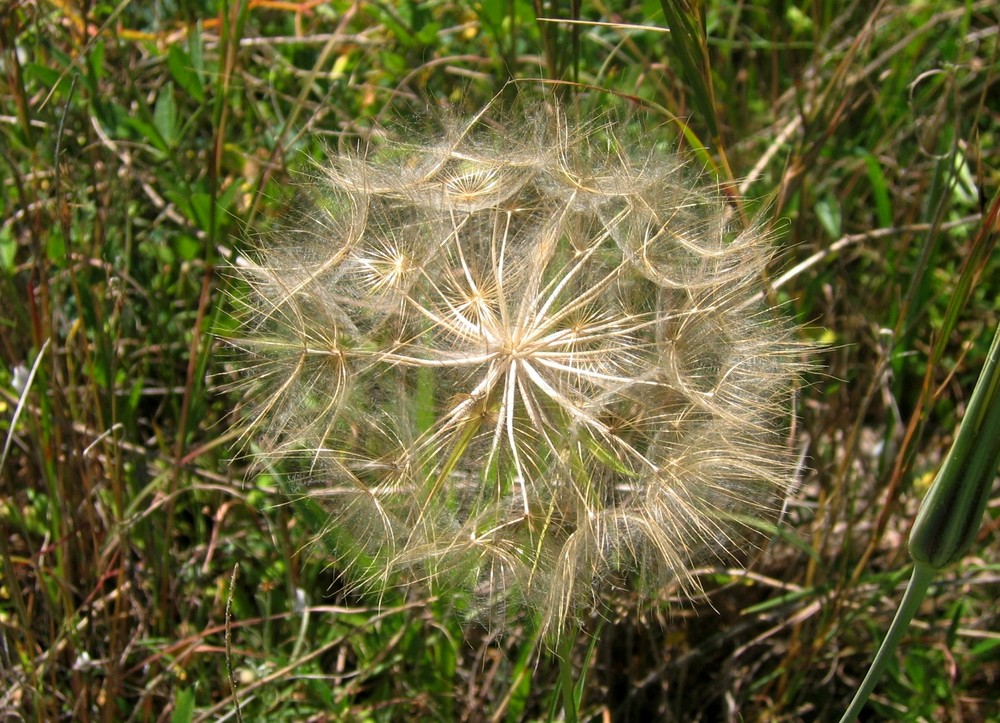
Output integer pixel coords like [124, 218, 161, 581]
[839, 562, 935, 723]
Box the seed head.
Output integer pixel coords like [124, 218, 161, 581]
[228, 100, 808, 638]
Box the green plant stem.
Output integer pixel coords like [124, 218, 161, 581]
[841, 322, 1000, 721]
[839, 562, 934, 723]
[558, 631, 579, 723]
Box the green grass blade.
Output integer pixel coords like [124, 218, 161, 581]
[657, 0, 719, 142]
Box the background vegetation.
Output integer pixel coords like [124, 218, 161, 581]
[1, 0, 997, 720]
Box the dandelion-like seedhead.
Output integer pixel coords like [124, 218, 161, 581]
[229, 100, 808, 637]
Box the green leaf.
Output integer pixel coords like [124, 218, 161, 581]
[583, 434, 638, 477]
[171, 687, 195, 723]
[172, 234, 201, 262]
[188, 24, 205, 79]
[504, 630, 536, 723]
[153, 84, 179, 148]
[168, 44, 205, 103]
[815, 196, 842, 239]
[47, 229, 67, 267]
[85, 40, 106, 87]
[189, 192, 214, 234]
[972, 636, 1000, 658]
[25, 62, 62, 89]
[415, 22, 441, 46]
[305, 677, 335, 708]
[0, 225, 15, 272]
[121, 115, 169, 155]
[477, 0, 507, 29]
[856, 149, 893, 228]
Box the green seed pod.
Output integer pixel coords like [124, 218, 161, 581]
[908, 324, 1000, 569]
